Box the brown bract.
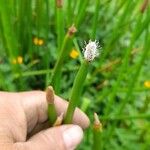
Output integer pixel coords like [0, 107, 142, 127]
[56, 0, 63, 8]
[53, 113, 64, 126]
[67, 24, 77, 37]
[93, 113, 102, 131]
[46, 86, 55, 104]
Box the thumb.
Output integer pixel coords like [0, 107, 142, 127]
[17, 125, 83, 150]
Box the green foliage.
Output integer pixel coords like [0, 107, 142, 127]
[0, 0, 150, 149]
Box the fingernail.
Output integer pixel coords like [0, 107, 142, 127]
[63, 125, 83, 150]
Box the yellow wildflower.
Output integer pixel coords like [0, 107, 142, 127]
[33, 37, 44, 46]
[38, 39, 44, 46]
[17, 56, 23, 64]
[12, 56, 23, 64]
[144, 81, 150, 88]
[33, 37, 39, 45]
[70, 49, 79, 59]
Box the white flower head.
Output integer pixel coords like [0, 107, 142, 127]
[83, 40, 100, 61]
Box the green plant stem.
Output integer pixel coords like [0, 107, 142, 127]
[80, 97, 91, 112]
[93, 113, 102, 150]
[46, 86, 57, 125]
[0, 0, 18, 59]
[14, 66, 79, 78]
[64, 60, 89, 123]
[48, 104, 57, 125]
[18, 0, 32, 55]
[73, 38, 82, 62]
[50, 35, 69, 93]
[91, 0, 100, 39]
[75, 0, 88, 27]
[56, 3, 64, 54]
[45, 0, 51, 87]
[93, 128, 102, 150]
[50, 24, 76, 93]
[0, 0, 21, 76]
[67, 0, 72, 25]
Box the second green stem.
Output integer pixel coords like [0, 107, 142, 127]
[64, 60, 89, 123]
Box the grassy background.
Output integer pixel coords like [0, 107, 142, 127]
[0, 0, 150, 149]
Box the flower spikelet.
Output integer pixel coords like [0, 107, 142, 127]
[83, 40, 100, 61]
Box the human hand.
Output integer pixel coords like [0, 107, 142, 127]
[0, 91, 90, 150]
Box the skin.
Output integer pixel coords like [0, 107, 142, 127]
[0, 91, 90, 150]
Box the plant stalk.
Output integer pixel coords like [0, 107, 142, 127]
[64, 60, 89, 123]
[46, 86, 57, 125]
[93, 113, 102, 150]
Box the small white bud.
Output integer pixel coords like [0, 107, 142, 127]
[83, 40, 100, 61]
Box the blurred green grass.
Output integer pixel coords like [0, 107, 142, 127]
[0, 0, 150, 149]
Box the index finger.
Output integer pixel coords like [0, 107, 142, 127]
[20, 91, 90, 131]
